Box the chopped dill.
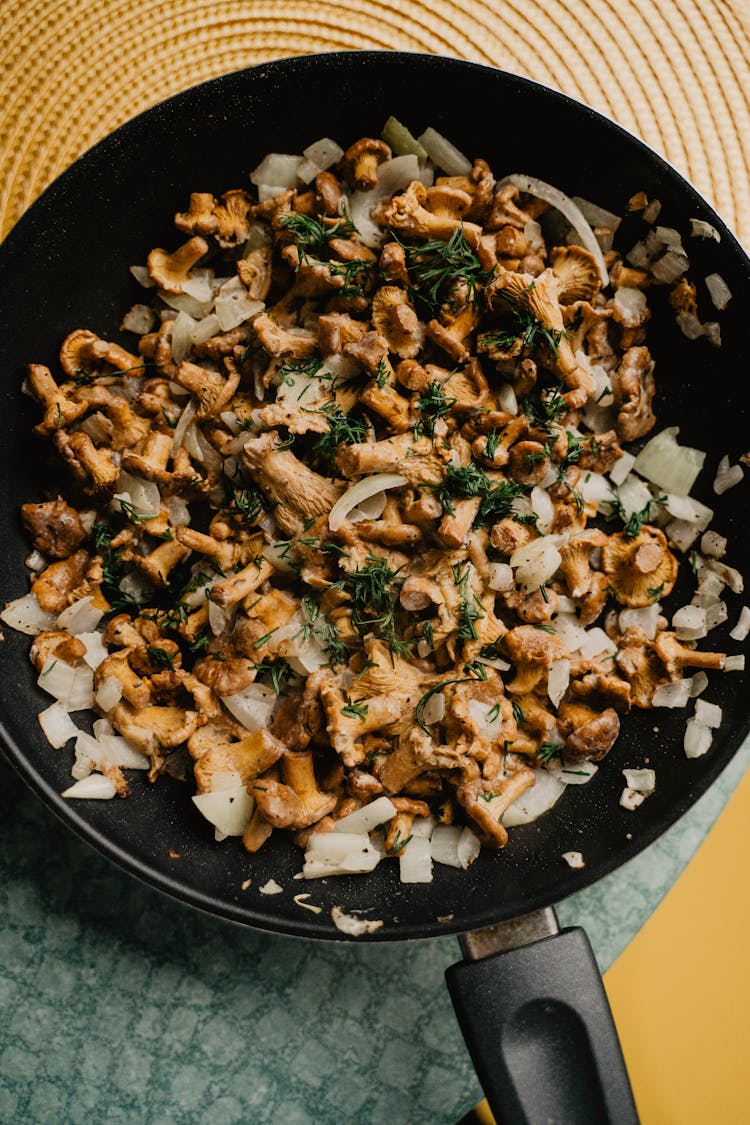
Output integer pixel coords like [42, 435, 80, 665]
[341, 696, 369, 720]
[396, 227, 492, 318]
[414, 379, 457, 438]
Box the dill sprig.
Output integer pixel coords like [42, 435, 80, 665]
[229, 485, 266, 523]
[475, 480, 529, 528]
[312, 403, 369, 467]
[431, 463, 492, 515]
[92, 522, 144, 613]
[343, 555, 410, 657]
[479, 311, 570, 359]
[279, 211, 358, 257]
[537, 742, 563, 763]
[604, 491, 667, 539]
[397, 227, 492, 318]
[414, 379, 457, 438]
[341, 696, 369, 720]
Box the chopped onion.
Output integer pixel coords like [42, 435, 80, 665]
[651, 248, 689, 283]
[496, 382, 518, 415]
[578, 472, 611, 511]
[730, 606, 750, 641]
[623, 768, 655, 794]
[161, 289, 213, 319]
[192, 786, 255, 836]
[562, 851, 585, 869]
[499, 174, 608, 285]
[191, 312, 222, 346]
[547, 758, 599, 786]
[571, 196, 622, 233]
[208, 598, 234, 637]
[663, 493, 713, 529]
[672, 605, 707, 641]
[215, 277, 264, 332]
[38, 702, 80, 748]
[121, 304, 156, 335]
[577, 628, 616, 661]
[170, 398, 198, 456]
[713, 455, 743, 495]
[642, 199, 662, 223]
[666, 519, 701, 553]
[221, 683, 276, 732]
[705, 273, 731, 310]
[115, 471, 161, 517]
[303, 833, 381, 877]
[694, 699, 722, 728]
[530, 486, 554, 534]
[547, 657, 571, 709]
[705, 601, 728, 631]
[348, 490, 387, 522]
[399, 836, 433, 883]
[129, 264, 155, 288]
[418, 127, 471, 176]
[676, 311, 705, 341]
[76, 631, 109, 670]
[700, 530, 726, 559]
[37, 657, 94, 711]
[25, 549, 47, 573]
[258, 879, 284, 895]
[690, 219, 721, 241]
[95, 675, 123, 711]
[487, 562, 514, 592]
[262, 541, 300, 575]
[411, 815, 436, 839]
[333, 796, 398, 835]
[62, 774, 116, 800]
[684, 719, 713, 759]
[1, 591, 57, 635]
[328, 473, 407, 531]
[421, 691, 445, 726]
[687, 671, 709, 697]
[619, 604, 660, 640]
[633, 427, 705, 496]
[381, 116, 428, 161]
[550, 613, 588, 652]
[502, 770, 566, 826]
[619, 787, 645, 810]
[615, 475, 653, 520]
[171, 309, 197, 363]
[330, 907, 383, 936]
[614, 287, 647, 327]
[57, 596, 104, 635]
[703, 321, 722, 348]
[510, 537, 562, 592]
[250, 153, 302, 188]
[724, 655, 745, 672]
[375, 154, 420, 196]
[431, 825, 481, 868]
[652, 680, 691, 708]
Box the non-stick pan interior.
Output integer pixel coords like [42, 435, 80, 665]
[1, 52, 748, 940]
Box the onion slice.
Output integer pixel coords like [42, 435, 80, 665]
[328, 473, 408, 531]
[498, 174, 608, 285]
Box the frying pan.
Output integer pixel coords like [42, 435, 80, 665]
[1, 51, 749, 1124]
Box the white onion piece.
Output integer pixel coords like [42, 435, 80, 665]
[62, 774, 117, 800]
[705, 273, 732, 310]
[171, 309, 197, 363]
[487, 562, 514, 591]
[687, 671, 709, 697]
[724, 655, 745, 672]
[651, 248, 689, 283]
[411, 815, 436, 839]
[690, 218, 720, 241]
[328, 473, 407, 531]
[615, 475, 652, 520]
[730, 606, 750, 641]
[620, 788, 645, 810]
[671, 605, 707, 641]
[330, 907, 383, 936]
[614, 287, 647, 326]
[191, 312, 221, 346]
[619, 604, 660, 641]
[468, 699, 503, 741]
[548, 659, 570, 708]
[551, 613, 588, 652]
[579, 472, 611, 510]
[170, 398, 198, 457]
[262, 540, 299, 575]
[115, 471, 161, 517]
[161, 289, 213, 319]
[623, 768, 656, 794]
[348, 490, 387, 522]
[547, 758, 599, 786]
[333, 796, 398, 835]
[700, 531, 726, 559]
[121, 303, 156, 335]
[633, 428, 705, 496]
[502, 770, 566, 826]
[499, 174, 608, 285]
[571, 196, 622, 232]
[1, 591, 57, 635]
[250, 153, 302, 188]
[713, 456, 743, 495]
[95, 675, 123, 711]
[676, 312, 704, 341]
[37, 657, 94, 711]
[38, 702, 80, 748]
[511, 538, 562, 592]
[303, 137, 344, 172]
[25, 550, 47, 573]
[303, 836, 381, 878]
[56, 596, 104, 635]
[376, 154, 421, 195]
[496, 382, 518, 415]
[399, 836, 433, 883]
[577, 628, 616, 661]
[421, 692, 445, 726]
[129, 264, 155, 288]
[192, 786, 255, 836]
[221, 683, 276, 732]
[418, 128, 471, 175]
[215, 277, 264, 332]
[666, 519, 701, 553]
[663, 493, 713, 529]
[694, 699, 722, 728]
[705, 601, 728, 631]
[430, 825, 481, 868]
[208, 598, 234, 637]
[652, 680, 691, 708]
[703, 322, 722, 348]
[76, 631, 109, 671]
[531, 486, 554, 534]
[684, 719, 713, 759]
[164, 494, 191, 528]
[562, 851, 585, 869]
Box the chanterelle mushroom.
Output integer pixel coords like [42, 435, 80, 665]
[601, 528, 677, 607]
[241, 431, 342, 535]
[371, 286, 425, 358]
[343, 137, 391, 191]
[147, 236, 209, 293]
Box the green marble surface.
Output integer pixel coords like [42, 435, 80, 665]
[1, 738, 748, 1125]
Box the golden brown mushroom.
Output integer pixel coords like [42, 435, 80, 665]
[550, 245, 602, 305]
[601, 527, 677, 607]
[343, 137, 391, 191]
[370, 286, 425, 359]
[146, 236, 209, 293]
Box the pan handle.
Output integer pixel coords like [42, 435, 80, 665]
[446, 923, 639, 1124]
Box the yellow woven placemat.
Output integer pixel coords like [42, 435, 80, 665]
[2, 1, 750, 244]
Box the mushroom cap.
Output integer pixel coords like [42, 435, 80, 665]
[59, 329, 100, 379]
[424, 185, 473, 218]
[147, 236, 209, 294]
[174, 192, 219, 238]
[601, 527, 677, 607]
[550, 245, 602, 304]
[343, 137, 391, 191]
[371, 286, 425, 359]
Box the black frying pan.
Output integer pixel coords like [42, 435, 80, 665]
[1, 52, 749, 1124]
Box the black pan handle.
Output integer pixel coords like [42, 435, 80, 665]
[446, 925, 639, 1124]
